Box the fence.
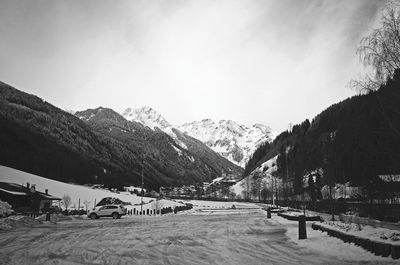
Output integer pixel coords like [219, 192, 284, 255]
[277, 200, 400, 223]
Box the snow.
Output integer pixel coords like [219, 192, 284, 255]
[122, 106, 188, 150]
[0, 200, 12, 216]
[121, 106, 171, 130]
[178, 119, 271, 167]
[0, 188, 27, 196]
[164, 127, 188, 149]
[268, 214, 394, 263]
[172, 144, 183, 156]
[231, 155, 278, 198]
[317, 221, 400, 246]
[212, 177, 224, 184]
[1, 203, 398, 264]
[188, 155, 195, 162]
[121, 107, 271, 165]
[77, 113, 95, 121]
[0, 165, 180, 210]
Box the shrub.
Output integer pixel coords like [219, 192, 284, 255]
[0, 200, 13, 217]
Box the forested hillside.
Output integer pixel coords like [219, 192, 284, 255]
[76, 107, 242, 187]
[0, 82, 241, 190]
[244, 70, 400, 198]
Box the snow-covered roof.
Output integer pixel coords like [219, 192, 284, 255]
[0, 181, 61, 200]
[0, 187, 27, 196]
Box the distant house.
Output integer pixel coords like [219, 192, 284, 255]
[0, 182, 61, 212]
[378, 175, 400, 183]
[378, 175, 400, 203]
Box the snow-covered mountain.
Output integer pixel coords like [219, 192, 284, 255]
[121, 106, 187, 149]
[179, 119, 271, 167]
[122, 106, 171, 130]
[121, 107, 271, 168]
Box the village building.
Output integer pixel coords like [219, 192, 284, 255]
[0, 182, 61, 213]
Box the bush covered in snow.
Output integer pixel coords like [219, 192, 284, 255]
[0, 200, 13, 217]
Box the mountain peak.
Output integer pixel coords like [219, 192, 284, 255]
[121, 106, 171, 130]
[178, 119, 271, 167]
[75, 107, 126, 123]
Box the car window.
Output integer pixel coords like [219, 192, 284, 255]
[106, 206, 117, 209]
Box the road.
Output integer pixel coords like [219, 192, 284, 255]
[0, 209, 396, 265]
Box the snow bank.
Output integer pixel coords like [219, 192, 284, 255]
[0, 215, 42, 231]
[267, 214, 391, 262]
[0, 200, 13, 216]
[318, 221, 400, 246]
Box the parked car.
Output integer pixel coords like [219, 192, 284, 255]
[88, 204, 126, 219]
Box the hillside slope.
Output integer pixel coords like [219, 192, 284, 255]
[0, 81, 241, 189]
[0, 81, 128, 187]
[76, 108, 243, 187]
[244, 71, 400, 196]
[179, 119, 271, 167]
[121, 107, 271, 167]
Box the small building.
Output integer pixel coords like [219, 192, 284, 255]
[378, 175, 400, 203]
[0, 182, 61, 212]
[124, 185, 146, 194]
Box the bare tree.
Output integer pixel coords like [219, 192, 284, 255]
[351, 1, 400, 92]
[83, 200, 91, 212]
[220, 185, 231, 199]
[229, 187, 236, 201]
[153, 199, 165, 214]
[62, 194, 71, 211]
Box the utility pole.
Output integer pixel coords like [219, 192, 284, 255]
[271, 174, 275, 206]
[141, 162, 144, 215]
[246, 175, 250, 199]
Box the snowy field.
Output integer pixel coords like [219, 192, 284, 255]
[0, 165, 183, 211]
[0, 207, 397, 265]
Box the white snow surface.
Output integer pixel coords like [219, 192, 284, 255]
[0, 165, 182, 210]
[179, 119, 271, 167]
[3, 204, 394, 264]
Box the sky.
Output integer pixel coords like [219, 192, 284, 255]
[0, 0, 386, 135]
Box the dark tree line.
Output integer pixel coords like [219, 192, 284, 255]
[243, 142, 272, 176]
[244, 71, 400, 201]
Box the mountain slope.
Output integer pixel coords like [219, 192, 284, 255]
[76, 107, 243, 187]
[122, 106, 171, 130]
[0, 81, 241, 189]
[179, 119, 271, 167]
[0, 81, 132, 187]
[121, 107, 243, 173]
[244, 70, 400, 195]
[122, 107, 271, 167]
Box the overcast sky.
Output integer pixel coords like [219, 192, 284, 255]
[0, 0, 386, 134]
